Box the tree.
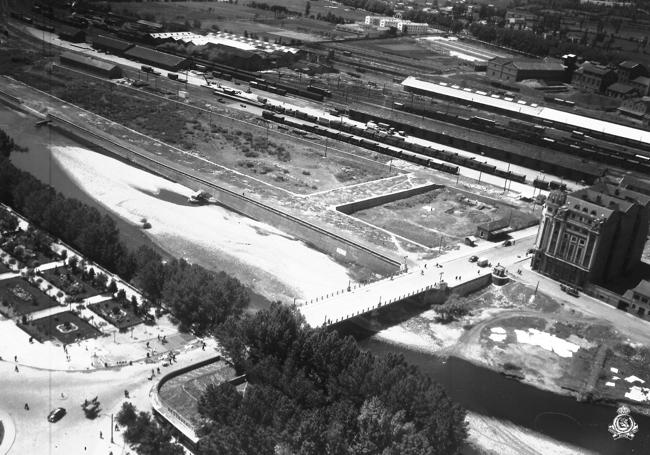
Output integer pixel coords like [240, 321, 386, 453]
[434, 294, 469, 323]
[108, 279, 118, 293]
[305, 1, 311, 16]
[204, 304, 467, 453]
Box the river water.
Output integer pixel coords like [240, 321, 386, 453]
[3, 106, 649, 454]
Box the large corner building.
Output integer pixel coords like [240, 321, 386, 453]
[532, 176, 650, 287]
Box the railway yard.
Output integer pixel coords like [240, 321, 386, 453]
[3, 5, 650, 274]
[5, 2, 650, 455]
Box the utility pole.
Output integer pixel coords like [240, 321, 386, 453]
[111, 413, 114, 443]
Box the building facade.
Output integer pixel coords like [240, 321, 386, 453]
[618, 61, 647, 84]
[487, 58, 566, 83]
[572, 62, 617, 93]
[532, 177, 650, 288]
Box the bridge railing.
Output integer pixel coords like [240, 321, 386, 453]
[319, 283, 443, 326]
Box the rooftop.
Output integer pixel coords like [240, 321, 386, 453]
[150, 32, 299, 54]
[60, 51, 120, 72]
[92, 35, 133, 52]
[123, 46, 188, 68]
[577, 62, 614, 76]
[477, 218, 510, 232]
[400, 76, 650, 145]
[630, 279, 650, 297]
[607, 82, 638, 94]
[619, 60, 642, 70]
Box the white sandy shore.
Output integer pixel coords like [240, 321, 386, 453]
[50, 146, 352, 302]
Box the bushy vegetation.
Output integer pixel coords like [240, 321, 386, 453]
[117, 402, 185, 455]
[133, 246, 249, 335]
[198, 303, 467, 454]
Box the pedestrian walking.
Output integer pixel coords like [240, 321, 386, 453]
[14, 355, 17, 362]
[99, 431, 103, 439]
[24, 403, 29, 410]
[14, 365, 19, 373]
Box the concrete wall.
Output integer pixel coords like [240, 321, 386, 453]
[45, 114, 402, 275]
[449, 273, 492, 296]
[336, 183, 444, 214]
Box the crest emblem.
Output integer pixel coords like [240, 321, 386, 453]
[608, 406, 638, 440]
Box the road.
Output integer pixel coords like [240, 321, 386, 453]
[0, 344, 215, 455]
[299, 227, 537, 327]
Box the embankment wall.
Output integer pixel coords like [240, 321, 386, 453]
[43, 112, 401, 275]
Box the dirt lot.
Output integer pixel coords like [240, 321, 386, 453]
[14, 65, 392, 194]
[352, 186, 539, 248]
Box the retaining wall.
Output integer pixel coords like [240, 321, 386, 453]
[336, 183, 444, 214]
[449, 273, 492, 296]
[42, 113, 402, 275]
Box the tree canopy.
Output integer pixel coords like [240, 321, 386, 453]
[200, 303, 468, 454]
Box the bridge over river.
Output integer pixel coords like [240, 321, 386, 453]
[299, 227, 538, 327]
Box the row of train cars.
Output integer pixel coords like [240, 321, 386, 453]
[394, 100, 650, 173]
[261, 109, 532, 184]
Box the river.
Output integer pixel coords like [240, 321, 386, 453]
[3, 106, 649, 454]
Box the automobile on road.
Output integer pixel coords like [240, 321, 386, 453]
[468, 255, 478, 262]
[47, 407, 66, 423]
[560, 284, 580, 297]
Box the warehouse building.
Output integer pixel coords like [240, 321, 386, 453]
[59, 51, 123, 79]
[487, 58, 566, 83]
[123, 45, 190, 71]
[92, 35, 133, 55]
[57, 25, 85, 43]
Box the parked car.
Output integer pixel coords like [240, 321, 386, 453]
[468, 255, 478, 263]
[502, 240, 513, 246]
[47, 407, 66, 423]
[560, 284, 580, 297]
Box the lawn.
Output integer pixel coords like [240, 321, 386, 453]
[0, 277, 59, 317]
[40, 266, 105, 300]
[0, 261, 9, 274]
[88, 299, 143, 329]
[19, 311, 102, 344]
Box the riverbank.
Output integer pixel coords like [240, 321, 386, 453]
[49, 145, 353, 303]
[361, 281, 650, 411]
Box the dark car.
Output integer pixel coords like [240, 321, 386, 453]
[468, 255, 478, 263]
[47, 407, 66, 423]
[560, 284, 580, 297]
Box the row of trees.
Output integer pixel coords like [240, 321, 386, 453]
[194, 303, 467, 454]
[468, 22, 619, 63]
[133, 246, 249, 334]
[0, 130, 249, 335]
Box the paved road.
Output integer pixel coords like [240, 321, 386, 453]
[299, 227, 537, 327]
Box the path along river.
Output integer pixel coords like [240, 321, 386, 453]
[2, 106, 649, 454]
